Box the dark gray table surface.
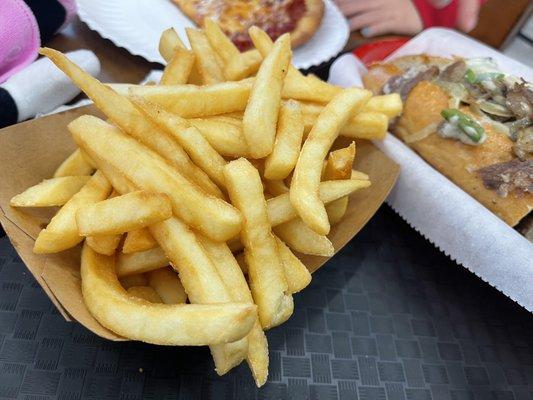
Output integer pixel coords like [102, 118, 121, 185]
[0, 206, 531, 400]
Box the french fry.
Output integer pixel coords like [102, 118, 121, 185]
[80, 150, 137, 195]
[122, 228, 157, 254]
[352, 170, 369, 180]
[189, 118, 248, 158]
[127, 79, 253, 118]
[199, 235, 269, 386]
[158, 28, 203, 85]
[363, 93, 403, 119]
[40, 48, 222, 198]
[243, 33, 291, 158]
[70, 116, 242, 242]
[343, 112, 388, 140]
[323, 143, 356, 225]
[224, 49, 262, 81]
[291, 88, 371, 235]
[81, 244, 256, 346]
[264, 100, 304, 180]
[116, 246, 169, 277]
[119, 273, 148, 289]
[158, 27, 186, 62]
[274, 219, 334, 256]
[85, 191, 123, 256]
[33, 171, 111, 254]
[77, 190, 172, 236]
[10, 176, 90, 207]
[86, 234, 122, 256]
[54, 149, 95, 177]
[204, 19, 240, 64]
[263, 179, 289, 196]
[323, 142, 356, 181]
[147, 268, 187, 304]
[248, 26, 342, 103]
[186, 28, 224, 84]
[160, 47, 195, 85]
[274, 236, 312, 293]
[127, 286, 163, 303]
[268, 179, 371, 226]
[149, 217, 250, 375]
[131, 96, 227, 189]
[301, 102, 390, 140]
[224, 158, 293, 329]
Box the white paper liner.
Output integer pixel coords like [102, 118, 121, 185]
[328, 28, 533, 312]
[77, 0, 349, 69]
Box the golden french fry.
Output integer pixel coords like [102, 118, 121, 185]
[10, 176, 90, 207]
[33, 171, 111, 254]
[325, 197, 349, 225]
[186, 28, 224, 84]
[352, 170, 369, 180]
[243, 34, 291, 158]
[117, 247, 169, 277]
[127, 79, 253, 118]
[274, 236, 312, 293]
[127, 286, 163, 303]
[119, 273, 148, 289]
[224, 49, 262, 81]
[342, 112, 388, 140]
[54, 149, 95, 177]
[147, 268, 187, 304]
[70, 116, 242, 242]
[189, 118, 248, 158]
[249, 26, 342, 103]
[131, 96, 227, 189]
[363, 93, 403, 118]
[268, 179, 371, 226]
[86, 234, 122, 256]
[323, 143, 356, 225]
[291, 88, 371, 235]
[274, 219, 334, 257]
[199, 235, 269, 386]
[263, 179, 289, 196]
[323, 142, 356, 181]
[122, 228, 157, 254]
[160, 47, 195, 85]
[40, 48, 222, 198]
[77, 191, 172, 236]
[224, 158, 293, 329]
[149, 217, 249, 375]
[81, 244, 256, 346]
[264, 100, 304, 180]
[204, 19, 240, 64]
[158, 27, 186, 62]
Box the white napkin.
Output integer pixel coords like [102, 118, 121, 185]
[329, 51, 533, 312]
[1, 49, 100, 122]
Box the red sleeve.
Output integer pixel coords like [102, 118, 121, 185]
[412, 0, 485, 29]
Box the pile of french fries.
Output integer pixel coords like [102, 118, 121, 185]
[10, 21, 402, 386]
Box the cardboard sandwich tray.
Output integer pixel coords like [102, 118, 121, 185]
[0, 105, 399, 340]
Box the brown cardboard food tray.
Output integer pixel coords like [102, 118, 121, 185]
[0, 105, 399, 340]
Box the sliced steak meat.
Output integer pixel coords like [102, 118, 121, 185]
[477, 159, 533, 198]
[383, 65, 440, 101]
[439, 60, 467, 83]
[505, 82, 533, 120]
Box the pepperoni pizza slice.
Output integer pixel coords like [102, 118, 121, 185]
[173, 0, 324, 51]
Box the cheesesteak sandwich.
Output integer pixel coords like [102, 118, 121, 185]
[364, 55, 532, 235]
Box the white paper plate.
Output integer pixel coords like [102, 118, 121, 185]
[76, 0, 349, 70]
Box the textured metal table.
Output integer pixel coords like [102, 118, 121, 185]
[0, 206, 531, 400]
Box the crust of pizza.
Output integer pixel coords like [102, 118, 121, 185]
[172, 0, 324, 49]
[291, 0, 324, 48]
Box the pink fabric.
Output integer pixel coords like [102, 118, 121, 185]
[57, 0, 78, 31]
[0, 0, 40, 83]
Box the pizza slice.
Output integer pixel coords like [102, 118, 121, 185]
[173, 0, 324, 51]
